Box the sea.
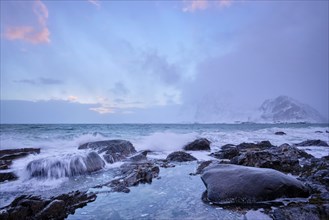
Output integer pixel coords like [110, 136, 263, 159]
[0, 123, 328, 219]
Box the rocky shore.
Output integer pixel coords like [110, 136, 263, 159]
[0, 138, 328, 219]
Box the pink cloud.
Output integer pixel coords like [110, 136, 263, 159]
[3, 0, 50, 44]
[4, 26, 34, 41]
[183, 0, 208, 12]
[88, 0, 100, 8]
[218, 0, 232, 8]
[33, 0, 48, 26]
[183, 0, 232, 12]
[67, 95, 78, 102]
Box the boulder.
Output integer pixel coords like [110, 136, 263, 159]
[27, 152, 105, 179]
[210, 146, 239, 160]
[275, 131, 286, 135]
[166, 151, 197, 162]
[0, 191, 96, 220]
[233, 144, 312, 174]
[201, 164, 309, 205]
[295, 140, 328, 147]
[79, 140, 137, 163]
[183, 138, 211, 151]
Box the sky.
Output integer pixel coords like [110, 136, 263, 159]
[0, 0, 328, 123]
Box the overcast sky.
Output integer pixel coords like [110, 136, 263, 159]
[1, 0, 328, 123]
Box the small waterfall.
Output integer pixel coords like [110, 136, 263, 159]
[26, 152, 105, 179]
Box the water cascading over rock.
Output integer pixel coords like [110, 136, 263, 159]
[26, 152, 105, 179]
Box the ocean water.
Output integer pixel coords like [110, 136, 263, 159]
[0, 123, 328, 218]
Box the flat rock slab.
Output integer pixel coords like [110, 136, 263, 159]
[0, 148, 40, 161]
[295, 139, 328, 147]
[201, 164, 309, 205]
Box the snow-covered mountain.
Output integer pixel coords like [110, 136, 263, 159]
[259, 96, 326, 123]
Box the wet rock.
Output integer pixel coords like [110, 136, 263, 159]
[275, 131, 286, 135]
[35, 200, 65, 219]
[233, 144, 312, 174]
[0, 172, 18, 183]
[211, 146, 239, 160]
[153, 159, 176, 168]
[0, 191, 96, 220]
[201, 164, 309, 205]
[166, 151, 197, 162]
[96, 162, 160, 193]
[300, 156, 329, 190]
[26, 152, 105, 179]
[221, 144, 236, 150]
[211, 141, 276, 161]
[127, 151, 148, 162]
[271, 204, 329, 220]
[236, 141, 274, 150]
[79, 140, 137, 163]
[0, 160, 12, 170]
[0, 149, 40, 174]
[183, 138, 211, 151]
[192, 160, 220, 175]
[0, 148, 40, 161]
[295, 139, 328, 147]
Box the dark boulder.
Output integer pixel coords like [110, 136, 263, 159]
[166, 151, 197, 162]
[210, 146, 239, 160]
[211, 141, 275, 161]
[275, 131, 286, 135]
[26, 152, 105, 179]
[233, 144, 312, 174]
[201, 164, 309, 205]
[295, 139, 328, 147]
[183, 138, 211, 151]
[79, 140, 137, 163]
[0, 191, 96, 220]
[0, 172, 18, 183]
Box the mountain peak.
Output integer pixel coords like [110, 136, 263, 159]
[259, 96, 326, 123]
